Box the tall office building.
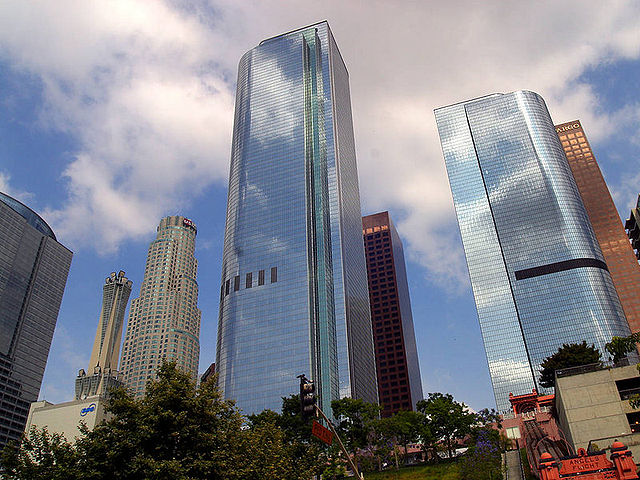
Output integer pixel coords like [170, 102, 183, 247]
[362, 212, 422, 416]
[119, 216, 200, 396]
[0, 192, 72, 447]
[435, 91, 631, 412]
[29, 271, 131, 438]
[626, 195, 640, 261]
[216, 21, 378, 415]
[76, 271, 132, 399]
[555, 121, 640, 333]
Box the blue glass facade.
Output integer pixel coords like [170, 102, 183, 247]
[435, 91, 631, 412]
[216, 22, 377, 415]
[0, 192, 72, 446]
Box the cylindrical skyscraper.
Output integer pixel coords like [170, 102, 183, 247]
[119, 216, 200, 396]
[435, 91, 631, 412]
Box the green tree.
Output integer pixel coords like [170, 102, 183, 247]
[606, 333, 640, 364]
[2, 364, 331, 480]
[246, 395, 327, 479]
[416, 392, 475, 458]
[77, 361, 245, 480]
[331, 397, 381, 472]
[459, 429, 503, 480]
[375, 410, 423, 466]
[1, 427, 81, 480]
[331, 397, 381, 452]
[241, 420, 315, 480]
[539, 341, 602, 389]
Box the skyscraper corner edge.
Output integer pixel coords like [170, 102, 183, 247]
[259, 20, 331, 46]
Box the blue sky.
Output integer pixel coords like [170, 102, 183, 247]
[0, 1, 639, 411]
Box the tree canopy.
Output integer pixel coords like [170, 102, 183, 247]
[2, 363, 503, 477]
[605, 333, 640, 364]
[416, 392, 476, 458]
[539, 341, 602, 389]
[1, 362, 323, 480]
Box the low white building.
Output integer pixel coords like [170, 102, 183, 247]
[25, 395, 109, 441]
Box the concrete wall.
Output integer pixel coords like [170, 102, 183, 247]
[25, 396, 108, 441]
[556, 364, 640, 460]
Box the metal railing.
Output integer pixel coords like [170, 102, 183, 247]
[555, 362, 608, 378]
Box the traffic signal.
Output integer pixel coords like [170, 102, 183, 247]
[299, 375, 316, 419]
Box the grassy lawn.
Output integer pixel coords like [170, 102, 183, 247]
[362, 462, 461, 480]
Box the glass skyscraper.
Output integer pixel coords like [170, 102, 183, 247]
[119, 216, 200, 396]
[216, 21, 377, 415]
[435, 91, 631, 412]
[0, 192, 72, 447]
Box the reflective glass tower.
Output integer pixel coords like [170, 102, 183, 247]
[216, 22, 377, 415]
[119, 216, 200, 396]
[0, 192, 72, 447]
[435, 91, 631, 412]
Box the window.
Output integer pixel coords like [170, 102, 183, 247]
[258, 270, 265, 286]
[225, 279, 230, 296]
[271, 266, 277, 283]
[628, 412, 640, 433]
[616, 377, 640, 400]
[246, 272, 253, 288]
[234, 275, 240, 292]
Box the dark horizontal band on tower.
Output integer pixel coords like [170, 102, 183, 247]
[514, 258, 609, 280]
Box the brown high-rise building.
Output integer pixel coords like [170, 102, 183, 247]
[556, 120, 640, 333]
[363, 212, 422, 417]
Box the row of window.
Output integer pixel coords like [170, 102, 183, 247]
[363, 224, 389, 235]
[221, 266, 278, 299]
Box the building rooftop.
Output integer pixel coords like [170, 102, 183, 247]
[0, 191, 56, 239]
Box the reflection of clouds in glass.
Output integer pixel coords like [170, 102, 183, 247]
[267, 235, 288, 253]
[437, 91, 630, 412]
[488, 358, 532, 386]
[245, 183, 268, 207]
[248, 55, 301, 145]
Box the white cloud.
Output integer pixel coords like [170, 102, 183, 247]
[612, 171, 640, 216]
[0, 0, 236, 253]
[0, 171, 33, 204]
[1, 0, 639, 284]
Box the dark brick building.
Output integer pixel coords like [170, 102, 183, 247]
[363, 212, 422, 416]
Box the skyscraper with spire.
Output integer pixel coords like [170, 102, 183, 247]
[75, 271, 132, 399]
[119, 216, 200, 396]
